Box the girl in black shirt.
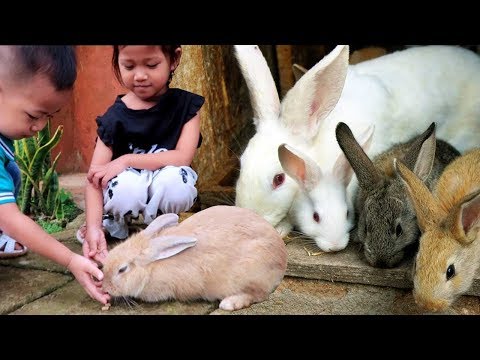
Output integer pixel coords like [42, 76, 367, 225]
[78, 45, 204, 263]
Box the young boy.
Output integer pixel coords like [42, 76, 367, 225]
[0, 46, 110, 305]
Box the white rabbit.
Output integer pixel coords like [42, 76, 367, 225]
[234, 44, 480, 248]
[277, 125, 373, 252]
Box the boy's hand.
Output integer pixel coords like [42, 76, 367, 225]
[67, 253, 111, 304]
[83, 227, 108, 264]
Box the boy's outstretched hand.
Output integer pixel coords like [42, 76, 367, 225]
[67, 253, 110, 304]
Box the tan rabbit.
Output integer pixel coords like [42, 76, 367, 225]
[102, 205, 287, 311]
[394, 149, 480, 312]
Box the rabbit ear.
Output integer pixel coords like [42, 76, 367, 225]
[333, 124, 374, 186]
[142, 235, 197, 263]
[404, 123, 437, 181]
[278, 143, 322, 192]
[335, 122, 382, 191]
[445, 190, 480, 245]
[332, 153, 353, 187]
[292, 63, 307, 82]
[394, 159, 443, 231]
[234, 45, 280, 127]
[356, 124, 375, 154]
[281, 45, 349, 140]
[142, 213, 179, 237]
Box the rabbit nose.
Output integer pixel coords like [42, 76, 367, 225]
[324, 242, 347, 252]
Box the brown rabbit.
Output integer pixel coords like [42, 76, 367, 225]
[102, 205, 287, 311]
[394, 149, 480, 312]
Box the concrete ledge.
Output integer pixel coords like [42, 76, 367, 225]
[212, 277, 480, 315]
[285, 240, 480, 297]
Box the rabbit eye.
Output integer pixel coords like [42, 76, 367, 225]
[446, 264, 455, 280]
[395, 224, 403, 237]
[118, 265, 128, 274]
[313, 212, 320, 223]
[272, 173, 285, 189]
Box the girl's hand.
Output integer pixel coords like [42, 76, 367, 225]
[83, 226, 108, 264]
[87, 156, 129, 189]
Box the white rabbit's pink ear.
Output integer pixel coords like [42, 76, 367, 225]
[333, 153, 353, 187]
[356, 124, 375, 154]
[278, 143, 322, 192]
[234, 45, 280, 127]
[333, 124, 374, 186]
[143, 235, 197, 263]
[143, 213, 179, 237]
[280, 45, 349, 140]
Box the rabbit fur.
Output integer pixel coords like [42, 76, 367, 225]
[278, 126, 372, 252]
[336, 122, 460, 268]
[395, 149, 480, 312]
[234, 45, 480, 249]
[102, 205, 287, 311]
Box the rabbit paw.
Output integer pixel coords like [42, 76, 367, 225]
[219, 294, 255, 311]
[275, 219, 293, 238]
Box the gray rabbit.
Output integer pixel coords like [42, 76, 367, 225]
[335, 122, 460, 268]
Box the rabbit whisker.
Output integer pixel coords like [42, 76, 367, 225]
[122, 296, 138, 309]
[303, 246, 325, 256]
[287, 231, 328, 255]
[226, 143, 241, 162]
[128, 297, 139, 307]
[218, 191, 235, 206]
[120, 296, 131, 308]
[290, 233, 319, 247]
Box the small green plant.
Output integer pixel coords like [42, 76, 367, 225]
[14, 120, 81, 232]
[14, 120, 63, 217]
[37, 219, 64, 234]
[56, 188, 82, 223]
[36, 189, 81, 233]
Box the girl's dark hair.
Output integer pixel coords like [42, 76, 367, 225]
[15, 46, 77, 91]
[112, 45, 181, 86]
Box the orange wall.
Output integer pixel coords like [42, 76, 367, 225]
[52, 46, 125, 173]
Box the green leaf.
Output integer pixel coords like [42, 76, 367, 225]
[28, 125, 63, 181]
[15, 122, 68, 222]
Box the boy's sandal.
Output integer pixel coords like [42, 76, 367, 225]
[0, 233, 28, 259]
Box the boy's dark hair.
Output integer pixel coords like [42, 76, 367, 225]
[14, 46, 77, 91]
[112, 45, 181, 86]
